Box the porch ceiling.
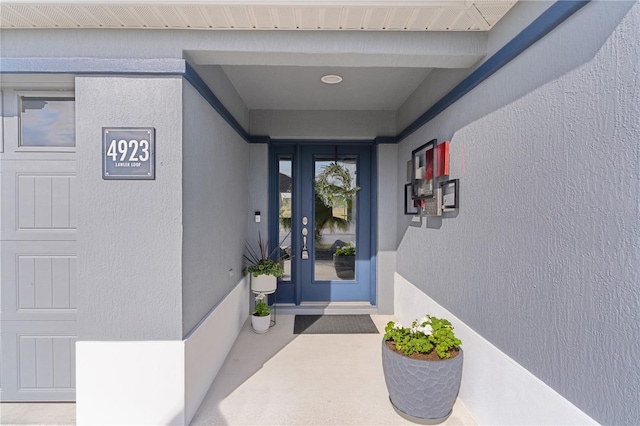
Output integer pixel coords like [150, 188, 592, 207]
[221, 65, 433, 110]
[1, 1, 517, 31]
[1, 0, 518, 118]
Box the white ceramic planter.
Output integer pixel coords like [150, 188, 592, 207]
[251, 313, 271, 334]
[250, 274, 277, 294]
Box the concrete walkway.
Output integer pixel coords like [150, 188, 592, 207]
[190, 314, 476, 426]
[0, 402, 75, 425]
[0, 315, 476, 426]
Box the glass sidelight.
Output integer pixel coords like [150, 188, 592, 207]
[278, 157, 293, 281]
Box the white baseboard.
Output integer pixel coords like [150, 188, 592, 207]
[394, 273, 597, 426]
[76, 277, 250, 426]
[76, 341, 186, 425]
[184, 276, 249, 424]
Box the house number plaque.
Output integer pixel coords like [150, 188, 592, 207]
[102, 127, 155, 180]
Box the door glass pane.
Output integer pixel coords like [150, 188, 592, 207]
[314, 157, 358, 281]
[279, 157, 293, 281]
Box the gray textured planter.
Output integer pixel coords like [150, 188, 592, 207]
[381, 340, 463, 424]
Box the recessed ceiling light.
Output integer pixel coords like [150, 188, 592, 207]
[321, 74, 343, 84]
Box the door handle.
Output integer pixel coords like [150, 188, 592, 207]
[301, 235, 309, 260]
[301, 217, 309, 259]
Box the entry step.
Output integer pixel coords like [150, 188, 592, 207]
[275, 301, 378, 315]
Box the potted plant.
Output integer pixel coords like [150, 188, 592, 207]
[251, 293, 272, 333]
[382, 315, 463, 424]
[333, 242, 355, 279]
[243, 233, 285, 294]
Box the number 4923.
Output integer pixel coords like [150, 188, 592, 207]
[106, 139, 150, 162]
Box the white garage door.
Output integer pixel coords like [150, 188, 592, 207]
[1, 88, 77, 401]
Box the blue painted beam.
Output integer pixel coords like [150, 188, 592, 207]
[269, 139, 376, 146]
[375, 136, 397, 145]
[0, 57, 186, 75]
[252, 136, 272, 144]
[183, 62, 252, 143]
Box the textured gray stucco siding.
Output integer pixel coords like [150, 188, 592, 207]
[377, 144, 398, 314]
[397, 1, 554, 131]
[76, 76, 184, 341]
[395, 2, 640, 425]
[182, 82, 249, 337]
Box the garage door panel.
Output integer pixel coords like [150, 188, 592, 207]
[1, 160, 76, 241]
[0, 335, 3, 393]
[53, 337, 72, 388]
[34, 257, 54, 309]
[17, 175, 36, 229]
[52, 176, 72, 228]
[1, 321, 77, 401]
[2, 241, 77, 322]
[0, 388, 75, 402]
[68, 176, 77, 229]
[34, 176, 54, 229]
[18, 255, 36, 309]
[19, 336, 37, 388]
[52, 257, 72, 309]
[2, 90, 77, 402]
[19, 174, 76, 232]
[69, 257, 77, 310]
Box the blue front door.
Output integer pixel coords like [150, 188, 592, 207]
[270, 143, 375, 305]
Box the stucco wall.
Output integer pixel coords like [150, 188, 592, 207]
[182, 82, 249, 337]
[250, 110, 396, 139]
[76, 76, 184, 341]
[188, 64, 250, 132]
[397, 0, 554, 132]
[376, 144, 398, 314]
[395, 2, 640, 424]
[246, 144, 269, 245]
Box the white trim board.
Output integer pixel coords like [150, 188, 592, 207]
[185, 276, 250, 423]
[394, 273, 597, 426]
[76, 277, 250, 425]
[76, 341, 185, 425]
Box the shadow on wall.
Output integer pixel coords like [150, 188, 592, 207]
[393, 3, 640, 425]
[450, 0, 635, 137]
[397, 0, 636, 245]
[400, 199, 459, 235]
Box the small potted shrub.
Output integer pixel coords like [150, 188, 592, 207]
[333, 242, 355, 279]
[243, 233, 285, 293]
[382, 315, 463, 424]
[251, 293, 272, 333]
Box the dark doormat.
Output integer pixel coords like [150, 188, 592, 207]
[293, 314, 379, 334]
